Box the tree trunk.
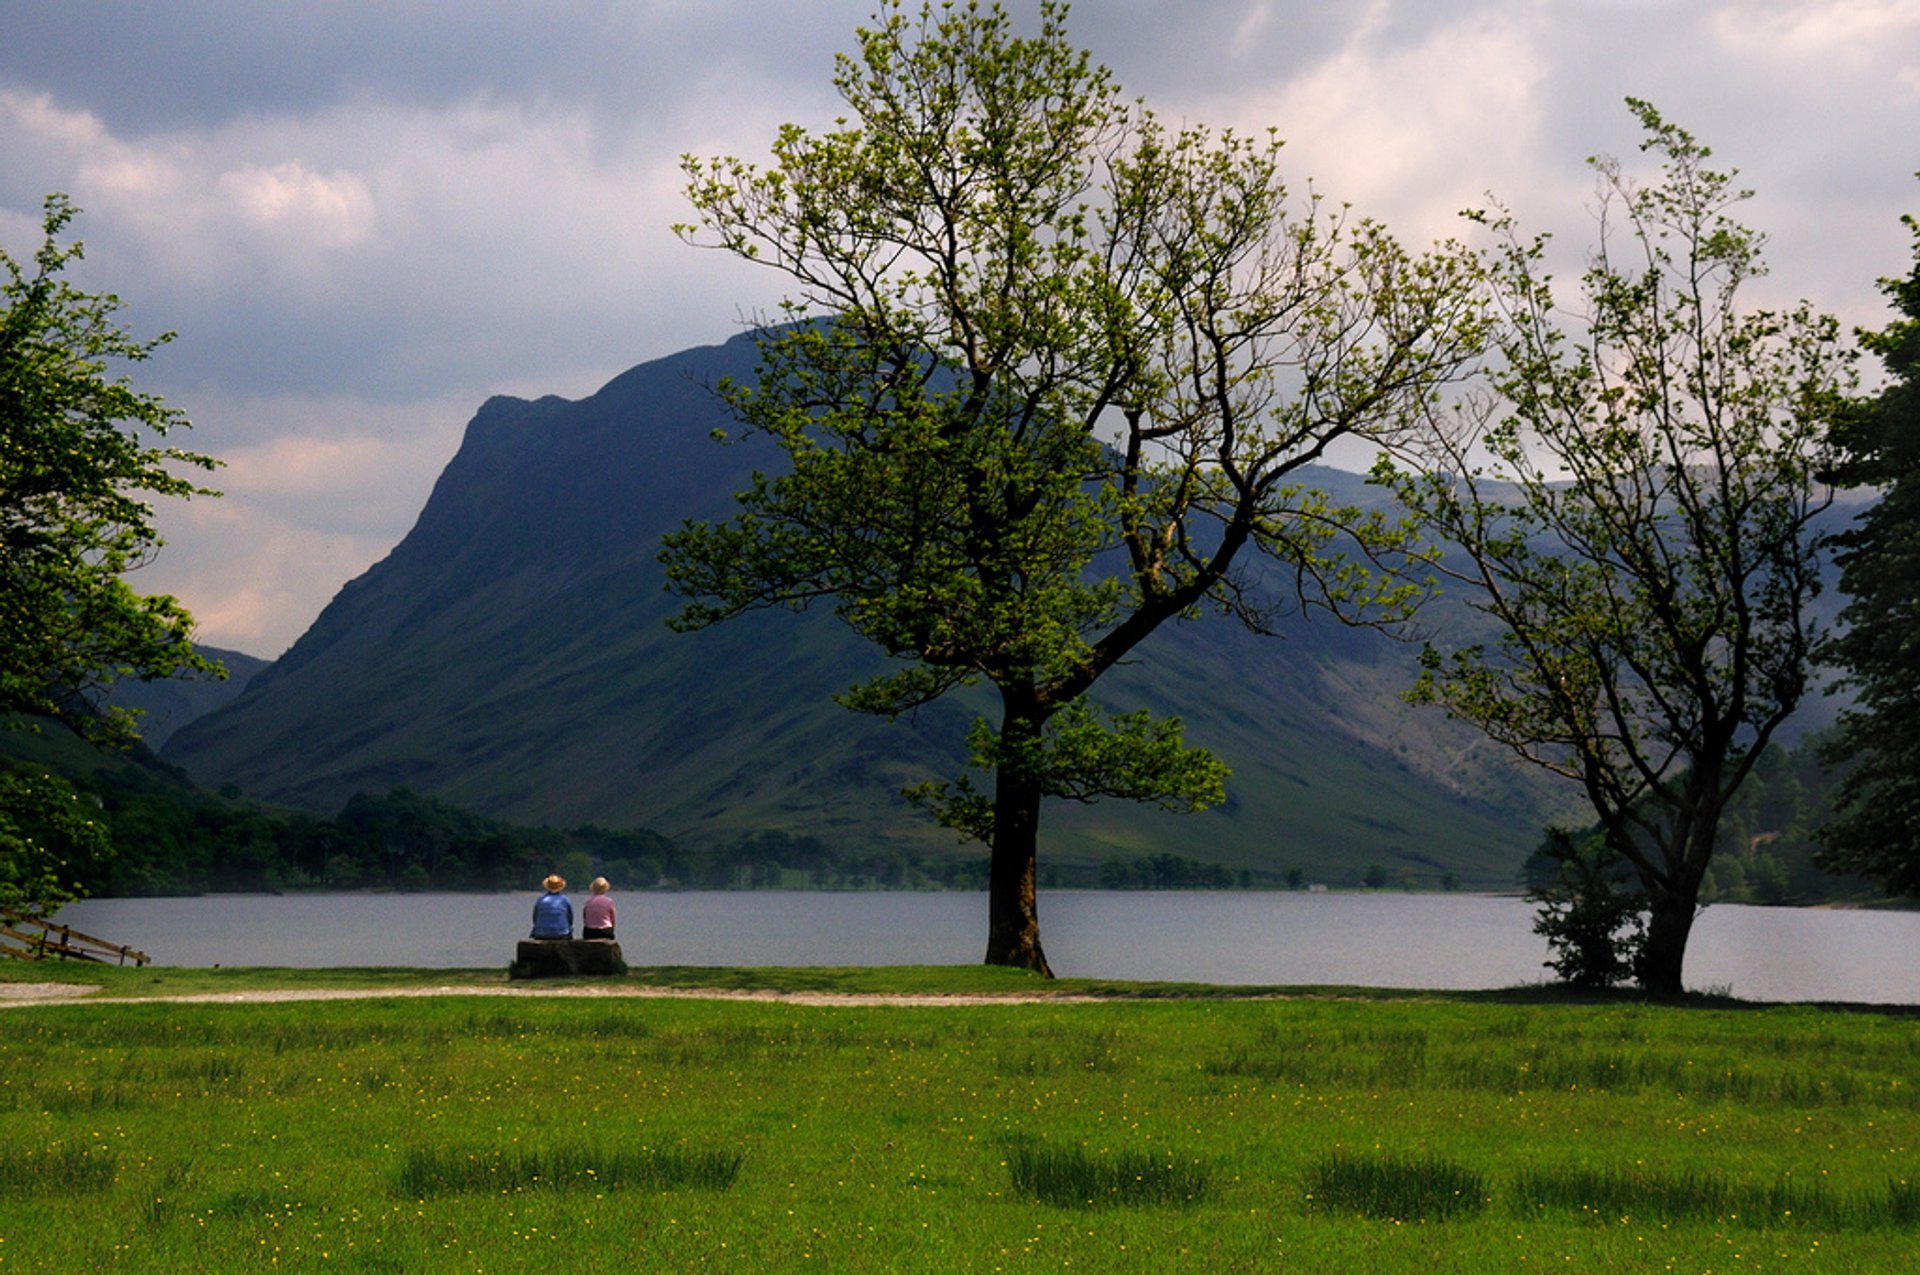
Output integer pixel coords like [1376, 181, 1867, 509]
[984, 698, 1053, 976]
[1637, 890, 1698, 996]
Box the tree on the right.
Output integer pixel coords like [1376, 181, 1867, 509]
[1377, 101, 1855, 994]
[1817, 213, 1920, 899]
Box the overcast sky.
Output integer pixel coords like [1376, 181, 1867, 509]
[5, 0, 1917, 657]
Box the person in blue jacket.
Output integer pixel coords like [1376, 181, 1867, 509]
[530, 874, 573, 939]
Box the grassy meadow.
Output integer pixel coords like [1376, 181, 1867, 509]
[1, 966, 1916, 1271]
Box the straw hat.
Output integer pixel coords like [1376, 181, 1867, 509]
[590, 877, 610, 893]
[543, 874, 567, 892]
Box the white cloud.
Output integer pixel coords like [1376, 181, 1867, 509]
[135, 388, 474, 655]
[139, 498, 397, 657]
[1187, 4, 1560, 247]
[1709, 0, 1920, 59]
[2, 82, 793, 394]
[1229, 2, 1282, 51]
[217, 160, 375, 249]
[0, 87, 106, 150]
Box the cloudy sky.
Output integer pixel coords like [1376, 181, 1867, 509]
[5, 0, 1918, 657]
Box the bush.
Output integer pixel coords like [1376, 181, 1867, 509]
[1526, 827, 1647, 988]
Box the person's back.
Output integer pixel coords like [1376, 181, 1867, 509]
[582, 876, 616, 940]
[530, 874, 573, 939]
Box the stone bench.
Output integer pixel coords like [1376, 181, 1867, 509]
[509, 938, 627, 979]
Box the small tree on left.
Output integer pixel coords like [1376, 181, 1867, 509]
[1, 194, 220, 909]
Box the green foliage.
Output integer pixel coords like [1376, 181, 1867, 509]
[1096, 851, 1234, 889]
[904, 699, 1228, 844]
[1524, 827, 1646, 989]
[3, 194, 220, 909]
[1376, 102, 1853, 993]
[1, 195, 220, 744]
[677, 827, 980, 890]
[11, 755, 683, 896]
[2, 735, 1266, 896]
[1701, 737, 1863, 903]
[1529, 738, 1870, 910]
[0, 762, 113, 912]
[667, 1, 1485, 967]
[1819, 212, 1920, 899]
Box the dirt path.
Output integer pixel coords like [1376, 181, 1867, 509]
[0, 980, 1104, 1009]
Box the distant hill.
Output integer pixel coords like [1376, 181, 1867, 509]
[107, 646, 271, 749]
[162, 331, 1606, 886]
[0, 643, 267, 777]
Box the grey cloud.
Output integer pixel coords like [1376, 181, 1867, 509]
[0, 1, 861, 134]
[4, 0, 1918, 654]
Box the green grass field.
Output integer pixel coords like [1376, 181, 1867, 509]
[2, 967, 1915, 1271]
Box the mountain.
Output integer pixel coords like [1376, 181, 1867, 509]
[1, 644, 268, 779]
[107, 646, 272, 748]
[162, 330, 1574, 886]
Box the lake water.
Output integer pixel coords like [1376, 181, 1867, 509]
[50, 891, 1920, 1005]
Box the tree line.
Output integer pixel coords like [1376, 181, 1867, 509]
[0, 755, 1026, 896]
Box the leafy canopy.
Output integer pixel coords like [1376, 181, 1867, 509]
[665, 0, 1487, 846]
[3, 193, 220, 910]
[1818, 209, 1920, 897]
[1375, 102, 1852, 991]
[2, 194, 220, 743]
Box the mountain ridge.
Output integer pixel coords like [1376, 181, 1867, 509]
[163, 331, 1574, 885]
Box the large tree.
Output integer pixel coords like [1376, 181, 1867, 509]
[1377, 103, 1852, 994]
[662, 1, 1484, 973]
[1817, 214, 1920, 897]
[2, 194, 219, 908]
[2, 194, 219, 741]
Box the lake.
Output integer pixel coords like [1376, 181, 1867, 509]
[51, 890, 1920, 1004]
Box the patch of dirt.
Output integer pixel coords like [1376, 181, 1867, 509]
[0, 982, 1101, 1009]
[0, 982, 101, 1002]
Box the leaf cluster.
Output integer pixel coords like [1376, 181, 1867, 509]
[0, 764, 112, 912]
[1, 195, 221, 744]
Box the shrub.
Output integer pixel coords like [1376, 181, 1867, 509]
[1526, 827, 1646, 988]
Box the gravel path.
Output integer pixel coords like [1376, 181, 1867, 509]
[0, 980, 1102, 1008]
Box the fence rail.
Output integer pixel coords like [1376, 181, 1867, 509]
[0, 906, 150, 966]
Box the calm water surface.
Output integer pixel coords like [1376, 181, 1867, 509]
[53, 890, 1920, 1004]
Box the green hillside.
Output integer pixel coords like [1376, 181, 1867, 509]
[163, 331, 1575, 887]
[106, 646, 270, 747]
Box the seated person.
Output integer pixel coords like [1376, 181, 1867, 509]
[530, 874, 573, 939]
[582, 876, 617, 941]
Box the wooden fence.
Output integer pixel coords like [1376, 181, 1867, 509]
[0, 906, 150, 966]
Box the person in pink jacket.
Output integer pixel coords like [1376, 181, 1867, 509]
[582, 876, 616, 941]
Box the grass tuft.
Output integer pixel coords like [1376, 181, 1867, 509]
[1306, 1150, 1488, 1221]
[394, 1143, 743, 1198]
[1004, 1142, 1208, 1209]
[1514, 1163, 1920, 1228]
[1514, 1163, 1730, 1221]
[0, 1144, 118, 1196]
